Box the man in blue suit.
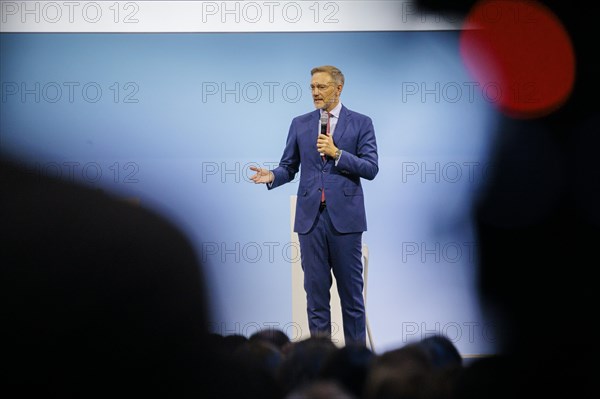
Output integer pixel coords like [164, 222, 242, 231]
[250, 65, 378, 344]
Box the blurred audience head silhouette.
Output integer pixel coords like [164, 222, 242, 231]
[284, 380, 357, 399]
[318, 344, 375, 398]
[363, 343, 434, 399]
[277, 335, 338, 396]
[250, 327, 293, 354]
[1, 155, 212, 398]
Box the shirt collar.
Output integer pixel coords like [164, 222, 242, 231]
[322, 102, 342, 119]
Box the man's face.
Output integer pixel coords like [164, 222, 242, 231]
[311, 72, 342, 112]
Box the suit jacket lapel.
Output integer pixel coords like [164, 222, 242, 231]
[334, 105, 349, 144]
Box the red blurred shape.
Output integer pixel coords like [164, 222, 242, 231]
[460, 0, 575, 118]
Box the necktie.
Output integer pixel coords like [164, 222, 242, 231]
[321, 113, 331, 203]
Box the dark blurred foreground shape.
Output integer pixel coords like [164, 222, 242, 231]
[417, 1, 597, 397]
[0, 155, 218, 397]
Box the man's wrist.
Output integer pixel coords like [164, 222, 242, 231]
[334, 149, 342, 162]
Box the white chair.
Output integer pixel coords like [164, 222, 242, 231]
[362, 243, 375, 352]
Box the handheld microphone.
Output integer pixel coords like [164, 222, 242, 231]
[319, 111, 329, 157]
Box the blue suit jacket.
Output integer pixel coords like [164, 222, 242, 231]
[269, 105, 378, 234]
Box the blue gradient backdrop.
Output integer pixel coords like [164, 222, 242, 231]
[0, 32, 500, 354]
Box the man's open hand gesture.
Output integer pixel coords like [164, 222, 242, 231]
[249, 166, 274, 184]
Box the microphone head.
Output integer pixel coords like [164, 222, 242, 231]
[320, 110, 329, 125]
